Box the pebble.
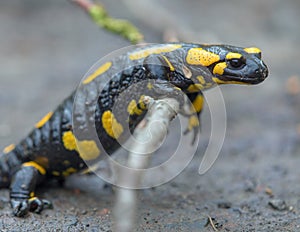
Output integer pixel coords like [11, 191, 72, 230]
[217, 201, 232, 209]
[268, 199, 288, 211]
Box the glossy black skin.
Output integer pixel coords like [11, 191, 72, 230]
[0, 43, 268, 216]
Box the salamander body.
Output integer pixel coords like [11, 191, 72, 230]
[0, 43, 268, 216]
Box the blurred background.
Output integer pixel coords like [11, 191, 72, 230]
[0, 0, 299, 231]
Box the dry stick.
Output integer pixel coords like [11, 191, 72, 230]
[113, 97, 180, 232]
[71, 1, 178, 229]
[208, 216, 219, 232]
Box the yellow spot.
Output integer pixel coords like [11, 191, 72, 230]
[3, 144, 15, 154]
[187, 84, 204, 92]
[129, 44, 182, 60]
[23, 161, 46, 175]
[34, 156, 49, 168]
[205, 83, 213, 88]
[35, 112, 53, 128]
[102, 111, 124, 139]
[213, 62, 227, 75]
[83, 62, 112, 84]
[62, 167, 77, 177]
[147, 82, 153, 90]
[62, 131, 77, 151]
[138, 95, 147, 110]
[196, 76, 206, 85]
[28, 197, 37, 202]
[52, 171, 60, 176]
[62, 171, 69, 177]
[186, 48, 220, 66]
[127, 100, 144, 116]
[192, 95, 204, 113]
[62, 131, 101, 161]
[188, 115, 199, 131]
[67, 167, 77, 173]
[63, 160, 71, 165]
[77, 140, 101, 161]
[226, 52, 242, 60]
[244, 47, 261, 54]
[161, 55, 175, 71]
[212, 77, 247, 85]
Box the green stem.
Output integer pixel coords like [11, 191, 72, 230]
[84, 2, 144, 44]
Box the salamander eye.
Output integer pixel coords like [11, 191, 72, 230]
[228, 58, 245, 69]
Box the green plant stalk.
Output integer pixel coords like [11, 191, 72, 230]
[89, 5, 144, 44]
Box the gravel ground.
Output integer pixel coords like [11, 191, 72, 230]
[0, 0, 300, 231]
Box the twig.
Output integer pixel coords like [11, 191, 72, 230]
[208, 216, 219, 232]
[113, 97, 180, 232]
[71, 0, 144, 44]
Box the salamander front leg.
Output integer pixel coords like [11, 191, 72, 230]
[10, 162, 52, 217]
[182, 91, 204, 144]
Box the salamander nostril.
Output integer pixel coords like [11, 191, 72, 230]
[254, 67, 268, 79]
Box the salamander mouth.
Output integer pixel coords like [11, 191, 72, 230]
[215, 74, 266, 85]
[234, 76, 265, 84]
[216, 67, 268, 85]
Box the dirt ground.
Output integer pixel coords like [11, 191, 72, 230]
[1, 0, 300, 231]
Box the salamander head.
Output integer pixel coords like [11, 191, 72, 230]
[207, 45, 268, 85]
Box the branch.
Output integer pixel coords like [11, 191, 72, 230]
[113, 97, 180, 232]
[71, 0, 144, 44]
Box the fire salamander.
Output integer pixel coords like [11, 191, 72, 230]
[0, 43, 268, 217]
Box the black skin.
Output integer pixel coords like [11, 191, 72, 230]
[0, 43, 268, 216]
[10, 166, 52, 217]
